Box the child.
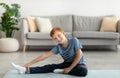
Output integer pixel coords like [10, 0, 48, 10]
[12, 27, 88, 76]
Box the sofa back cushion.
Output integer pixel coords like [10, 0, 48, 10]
[73, 15, 113, 31]
[35, 17, 53, 33]
[41, 15, 73, 32]
[26, 16, 38, 32]
[100, 16, 119, 32]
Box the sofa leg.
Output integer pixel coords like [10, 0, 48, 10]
[23, 45, 28, 52]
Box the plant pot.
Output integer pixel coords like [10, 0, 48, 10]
[0, 38, 19, 52]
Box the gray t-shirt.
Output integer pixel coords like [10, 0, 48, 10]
[51, 37, 86, 64]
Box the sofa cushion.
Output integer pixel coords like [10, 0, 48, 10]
[40, 15, 73, 32]
[35, 17, 53, 33]
[27, 32, 51, 39]
[26, 16, 38, 32]
[100, 16, 119, 32]
[27, 32, 72, 39]
[73, 31, 119, 39]
[73, 15, 114, 31]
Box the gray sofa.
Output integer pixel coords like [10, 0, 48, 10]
[21, 15, 120, 51]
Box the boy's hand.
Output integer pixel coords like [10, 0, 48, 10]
[63, 68, 71, 74]
[23, 63, 31, 71]
[23, 63, 30, 67]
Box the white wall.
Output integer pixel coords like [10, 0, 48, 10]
[1, 0, 120, 17]
[1, 0, 120, 48]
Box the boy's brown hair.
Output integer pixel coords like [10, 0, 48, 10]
[50, 27, 65, 37]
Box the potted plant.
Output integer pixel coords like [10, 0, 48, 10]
[0, 3, 21, 52]
[0, 3, 21, 37]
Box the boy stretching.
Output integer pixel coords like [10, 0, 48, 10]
[12, 27, 88, 76]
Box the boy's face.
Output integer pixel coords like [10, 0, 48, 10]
[52, 31, 66, 44]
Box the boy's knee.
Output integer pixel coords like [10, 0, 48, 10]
[79, 70, 88, 77]
[69, 70, 87, 77]
[68, 65, 88, 77]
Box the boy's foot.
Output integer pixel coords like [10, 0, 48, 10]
[11, 62, 26, 74]
[53, 69, 64, 74]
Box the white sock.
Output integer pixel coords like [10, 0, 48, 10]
[53, 69, 64, 74]
[11, 62, 26, 74]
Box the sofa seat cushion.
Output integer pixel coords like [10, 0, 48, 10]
[27, 32, 51, 39]
[73, 31, 119, 39]
[27, 32, 72, 39]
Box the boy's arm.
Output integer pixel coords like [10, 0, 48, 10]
[63, 49, 82, 74]
[23, 51, 53, 67]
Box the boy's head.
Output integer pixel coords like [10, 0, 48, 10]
[50, 27, 66, 44]
[50, 27, 65, 37]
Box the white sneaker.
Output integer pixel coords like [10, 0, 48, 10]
[53, 69, 64, 74]
[11, 62, 26, 74]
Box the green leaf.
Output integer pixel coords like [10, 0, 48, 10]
[0, 3, 21, 37]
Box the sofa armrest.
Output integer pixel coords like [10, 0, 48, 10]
[22, 18, 29, 33]
[21, 18, 29, 45]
